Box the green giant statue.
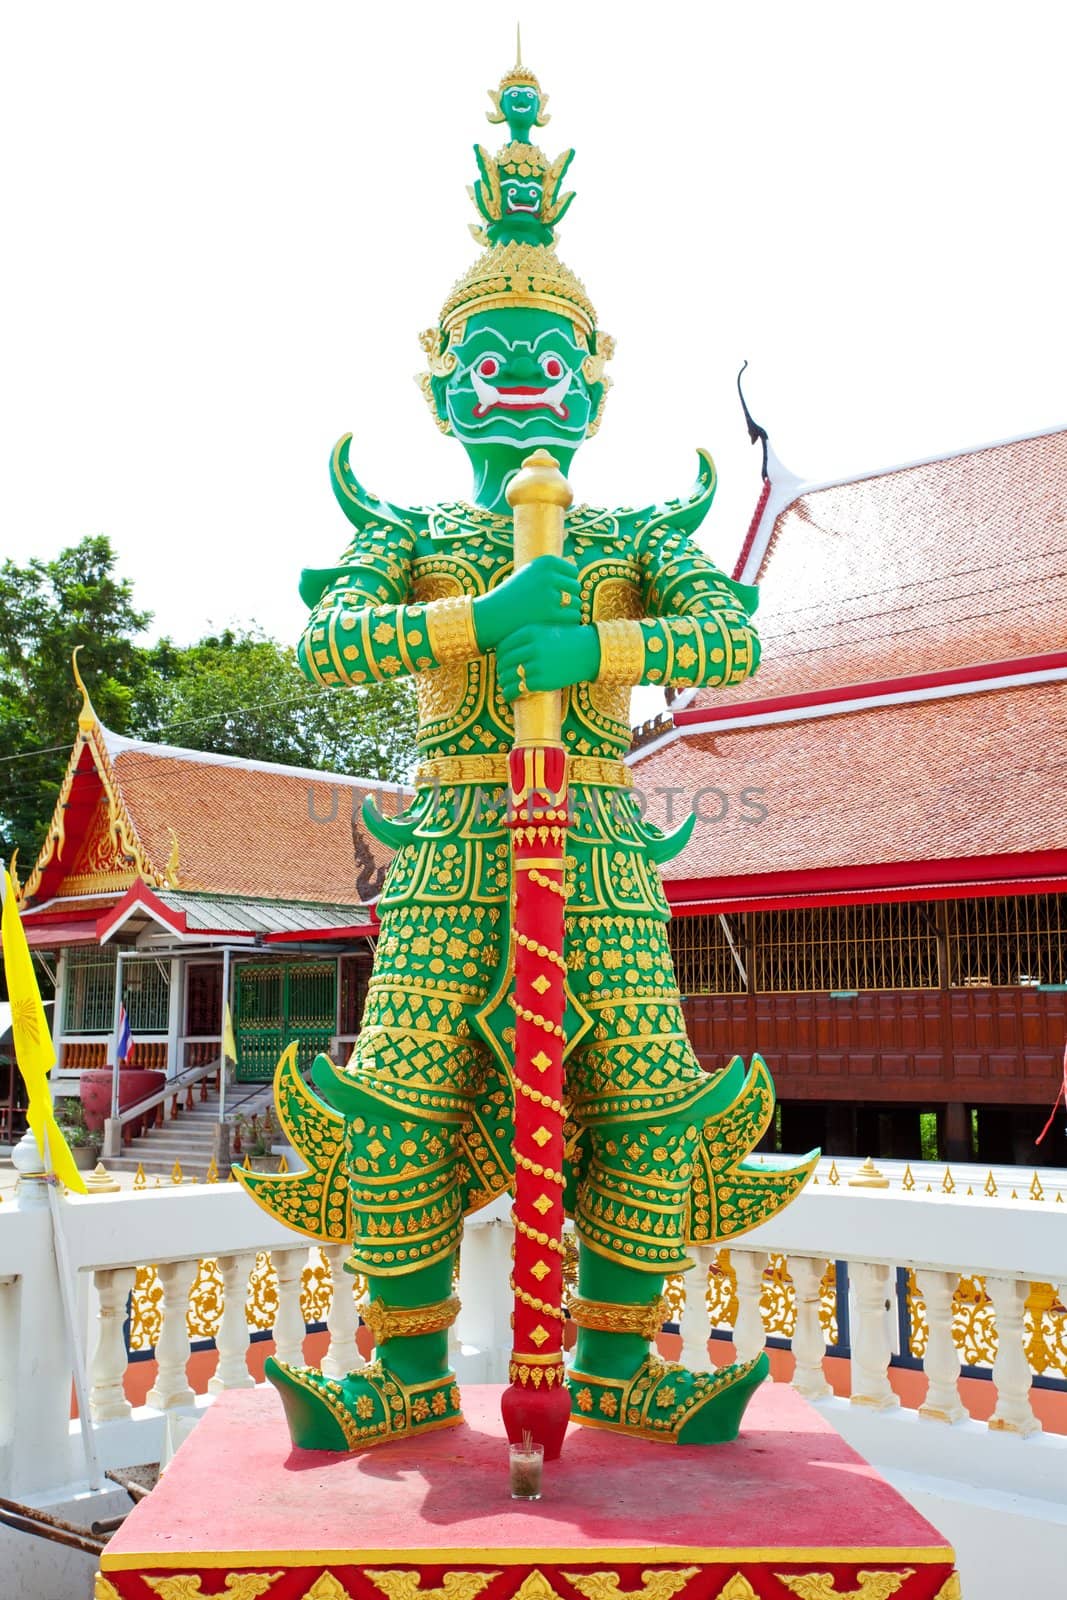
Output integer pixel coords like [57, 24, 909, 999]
[238, 51, 816, 1453]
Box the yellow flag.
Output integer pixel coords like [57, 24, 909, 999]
[2, 869, 87, 1194]
[223, 1000, 237, 1063]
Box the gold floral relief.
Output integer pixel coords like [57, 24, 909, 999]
[662, 1273, 687, 1323]
[365, 1571, 500, 1600]
[711, 1579, 759, 1600]
[907, 1270, 1065, 1377]
[760, 1253, 797, 1339]
[129, 1264, 163, 1351]
[565, 1569, 698, 1600]
[776, 1573, 913, 1599]
[145, 1575, 284, 1599]
[186, 1258, 224, 1342]
[302, 1576, 352, 1600]
[705, 1248, 738, 1329]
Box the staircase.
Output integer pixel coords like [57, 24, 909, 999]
[105, 1082, 280, 1181]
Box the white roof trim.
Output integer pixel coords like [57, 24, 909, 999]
[100, 726, 414, 792]
[630, 662, 1067, 759]
[736, 420, 1067, 587]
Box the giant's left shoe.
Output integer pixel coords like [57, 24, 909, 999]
[566, 1250, 769, 1445]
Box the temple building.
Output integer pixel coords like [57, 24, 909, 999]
[5, 677, 400, 1136]
[6, 423, 1066, 1169]
[637, 421, 1067, 1166]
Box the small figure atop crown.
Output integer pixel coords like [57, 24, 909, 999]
[470, 39, 574, 248]
[486, 26, 550, 139]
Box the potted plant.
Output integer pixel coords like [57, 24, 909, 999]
[54, 1097, 101, 1172]
[231, 1110, 279, 1172]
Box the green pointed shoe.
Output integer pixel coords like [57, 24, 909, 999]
[567, 1351, 769, 1444]
[265, 1356, 463, 1452]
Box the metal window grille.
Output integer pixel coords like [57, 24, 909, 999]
[946, 893, 1067, 988]
[123, 959, 171, 1033]
[62, 947, 118, 1033]
[752, 903, 940, 993]
[667, 914, 747, 995]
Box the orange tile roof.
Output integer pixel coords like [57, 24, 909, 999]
[693, 427, 1067, 708]
[632, 680, 1067, 887]
[104, 737, 403, 904]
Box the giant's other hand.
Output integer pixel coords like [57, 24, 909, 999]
[472, 555, 582, 651]
[496, 624, 601, 701]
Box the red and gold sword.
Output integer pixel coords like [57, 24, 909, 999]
[499, 449, 574, 1460]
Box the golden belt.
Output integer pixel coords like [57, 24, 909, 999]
[414, 754, 632, 788]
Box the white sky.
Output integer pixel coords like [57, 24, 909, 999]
[3, 1, 1065, 658]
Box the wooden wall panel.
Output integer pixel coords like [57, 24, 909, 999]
[682, 988, 1067, 1104]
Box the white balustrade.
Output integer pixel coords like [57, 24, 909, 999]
[848, 1261, 899, 1409]
[145, 1259, 198, 1409]
[915, 1268, 965, 1423]
[788, 1255, 832, 1399]
[321, 1242, 363, 1378]
[4, 1146, 1067, 1570]
[677, 1246, 713, 1371]
[208, 1252, 256, 1393]
[986, 1274, 1041, 1437]
[89, 1266, 136, 1421]
[271, 1247, 309, 1368]
[732, 1249, 769, 1363]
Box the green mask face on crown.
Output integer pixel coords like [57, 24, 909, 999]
[417, 56, 613, 481]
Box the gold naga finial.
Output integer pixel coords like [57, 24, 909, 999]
[165, 827, 181, 887]
[71, 646, 97, 733]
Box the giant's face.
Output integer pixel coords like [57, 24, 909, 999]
[500, 85, 541, 136]
[436, 308, 600, 451]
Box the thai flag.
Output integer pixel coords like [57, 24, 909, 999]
[116, 1002, 135, 1064]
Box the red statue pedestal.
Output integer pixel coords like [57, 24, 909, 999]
[99, 1384, 959, 1600]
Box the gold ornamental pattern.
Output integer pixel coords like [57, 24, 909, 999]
[128, 1250, 365, 1350]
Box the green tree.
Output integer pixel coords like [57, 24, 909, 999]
[0, 538, 418, 880]
[0, 536, 153, 869]
[141, 629, 418, 782]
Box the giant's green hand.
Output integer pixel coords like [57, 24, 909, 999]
[473, 555, 581, 651]
[496, 623, 601, 701]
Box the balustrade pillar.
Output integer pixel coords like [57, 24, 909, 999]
[145, 1259, 198, 1410]
[272, 1248, 308, 1369]
[915, 1269, 965, 1423]
[89, 1267, 136, 1421]
[208, 1253, 255, 1393]
[677, 1248, 712, 1371]
[321, 1243, 363, 1378]
[986, 1274, 1041, 1437]
[732, 1250, 768, 1365]
[788, 1256, 831, 1399]
[848, 1261, 899, 1409]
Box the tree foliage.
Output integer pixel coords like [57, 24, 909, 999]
[141, 629, 418, 781]
[0, 537, 418, 873]
[0, 536, 153, 870]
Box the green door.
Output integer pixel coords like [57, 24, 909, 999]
[234, 961, 337, 1081]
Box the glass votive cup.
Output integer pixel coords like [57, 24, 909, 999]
[508, 1441, 544, 1500]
